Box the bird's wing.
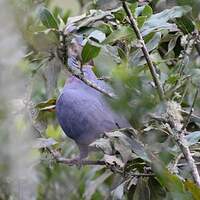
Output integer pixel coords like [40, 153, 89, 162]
[56, 89, 118, 145]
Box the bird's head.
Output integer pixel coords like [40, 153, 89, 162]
[68, 35, 94, 71]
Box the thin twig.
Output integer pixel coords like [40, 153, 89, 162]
[58, 157, 106, 166]
[66, 65, 117, 99]
[182, 89, 199, 130]
[167, 125, 200, 187]
[121, 0, 165, 101]
[178, 162, 200, 167]
[58, 31, 116, 99]
[177, 136, 200, 186]
[131, 173, 155, 177]
[181, 110, 200, 124]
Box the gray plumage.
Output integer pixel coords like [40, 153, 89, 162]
[56, 64, 130, 160]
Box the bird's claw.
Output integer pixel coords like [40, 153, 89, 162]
[69, 157, 83, 168]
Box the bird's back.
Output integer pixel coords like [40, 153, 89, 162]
[56, 67, 130, 146]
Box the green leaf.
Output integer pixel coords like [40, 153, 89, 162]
[141, 6, 191, 36]
[151, 155, 192, 200]
[185, 131, 200, 146]
[176, 16, 195, 34]
[88, 30, 106, 43]
[185, 180, 200, 200]
[142, 5, 153, 18]
[98, 23, 112, 35]
[148, 177, 166, 200]
[104, 26, 136, 44]
[83, 171, 112, 200]
[167, 34, 181, 54]
[130, 32, 161, 66]
[46, 125, 61, 140]
[38, 7, 58, 29]
[133, 178, 150, 200]
[32, 30, 59, 51]
[118, 48, 128, 64]
[129, 2, 138, 16]
[36, 98, 56, 111]
[81, 40, 101, 64]
[105, 129, 150, 162]
[166, 74, 180, 84]
[137, 16, 147, 29]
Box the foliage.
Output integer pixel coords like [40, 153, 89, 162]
[1, 0, 200, 199]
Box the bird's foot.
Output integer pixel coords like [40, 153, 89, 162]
[70, 157, 83, 167]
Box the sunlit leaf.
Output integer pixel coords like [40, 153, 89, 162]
[185, 180, 200, 200]
[81, 40, 101, 64]
[141, 6, 191, 36]
[36, 98, 56, 110]
[46, 125, 61, 140]
[185, 131, 200, 146]
[104, 26, 136, 44]
[142, 5, 153, 18]
[88, 30, 106, 43]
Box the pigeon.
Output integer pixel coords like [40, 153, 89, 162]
[56, 40, 130, 164]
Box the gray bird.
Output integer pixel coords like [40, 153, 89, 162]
[56, 43, 130, 164]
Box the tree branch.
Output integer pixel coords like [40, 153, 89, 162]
[65, 65, 117, 99]
[121, 0, 165, 101]
[58, 31, 116, 99]
[58, 157, 106, 166]
[167, 125, 200, 187]
[181, 110, 200, 124]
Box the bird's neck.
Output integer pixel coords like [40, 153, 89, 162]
[66, 65, 97, 85]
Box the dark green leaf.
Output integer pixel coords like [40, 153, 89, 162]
[38, 7, 58, 29]
[151, 155, 192, 200]
[81, 40, 101, 64]
[167, 34, 181, 54]
[133, 178, 150, 200]
[104, 26, 136, 44]
[149, 177, 166, 200]
[176, 16, 195, 34]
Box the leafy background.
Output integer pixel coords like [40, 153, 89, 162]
[0, 0, 200, 199]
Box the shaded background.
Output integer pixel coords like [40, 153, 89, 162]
[0, 0, 200, 199]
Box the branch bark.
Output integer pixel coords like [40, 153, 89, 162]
[121, 0, 165, 101]
[65, 65, 117, 99]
